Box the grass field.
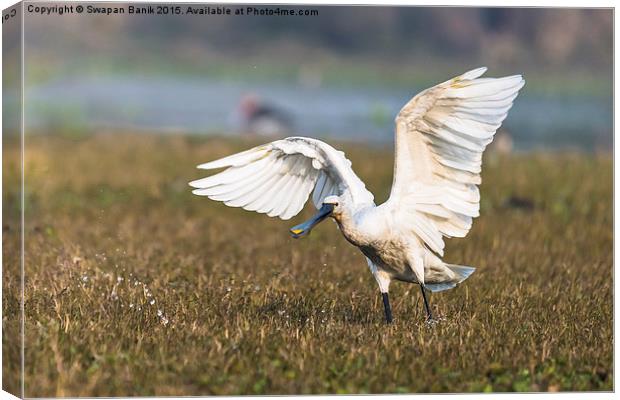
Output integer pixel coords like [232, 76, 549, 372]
[2, 133, 613, 396]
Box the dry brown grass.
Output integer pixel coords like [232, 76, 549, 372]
[2, 133, 613, 396]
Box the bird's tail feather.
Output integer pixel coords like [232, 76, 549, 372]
[425, 264, 476, 293]
[447, 264, 476, 283]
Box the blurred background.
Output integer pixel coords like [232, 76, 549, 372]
[3, 6, 613, 396]
[8, 5, 613, 151]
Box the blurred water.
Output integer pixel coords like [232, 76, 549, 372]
[24, 76, 612, 151]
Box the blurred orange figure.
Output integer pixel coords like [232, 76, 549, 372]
[239, 94, 293, 137]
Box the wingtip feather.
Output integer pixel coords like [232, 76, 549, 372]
[191, 188, 209, 196]
[196, 147, 269, 170]
[460, 66, 488, 80]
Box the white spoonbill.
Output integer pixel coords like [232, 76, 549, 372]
[190, 67, 524, 323]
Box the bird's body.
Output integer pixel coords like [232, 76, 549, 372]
[316, 194, 475, 297]
[191, 67, 524, 322]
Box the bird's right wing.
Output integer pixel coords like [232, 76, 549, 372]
[190, 137, 374, 220]
[386, 67, 524, 256]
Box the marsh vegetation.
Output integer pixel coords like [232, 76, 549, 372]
[3, 133, 612, 395]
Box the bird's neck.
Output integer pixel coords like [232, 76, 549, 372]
[334, 204, 375, 247]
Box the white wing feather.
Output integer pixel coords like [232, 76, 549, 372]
[387, 67, 524, 256]
[190, 137, 373, 220]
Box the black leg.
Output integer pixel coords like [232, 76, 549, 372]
[420, 284, 434, 321]
[382, 292, 393, 324]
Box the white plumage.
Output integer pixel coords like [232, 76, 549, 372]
[190, 67, 524, 322]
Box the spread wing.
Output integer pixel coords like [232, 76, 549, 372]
[386, 67, 524, 256]
[190, 137, 374, 220]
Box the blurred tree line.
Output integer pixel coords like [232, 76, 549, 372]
[17, 6, 613, 85]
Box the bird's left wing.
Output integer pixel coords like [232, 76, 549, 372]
[190, 137, 374, 220]
[386, 67, 524, 256]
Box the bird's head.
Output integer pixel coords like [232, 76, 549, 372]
[289, 195, 340, 239]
